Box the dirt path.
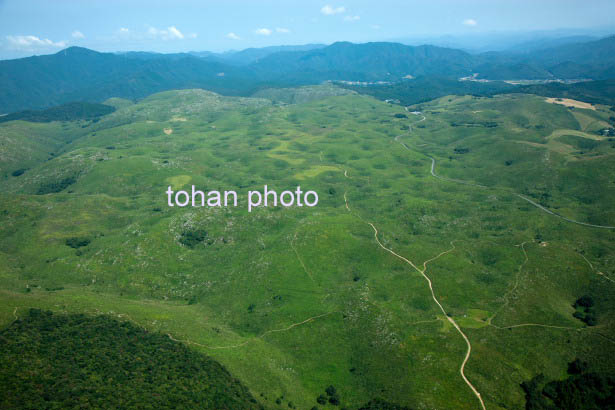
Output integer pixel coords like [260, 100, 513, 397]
[487, 241, 531, 325]
[515, 194, 615, 229]
[489, 322, 582, 331]
[341, 168, 485, 409]
[396, 109, 615, 230]
[429, 157, 488, 188]
[166, 311, 335, 350]
[291, 230, 316, 283]
[368, 225, 486, 410]
[578, 251, 615, 283]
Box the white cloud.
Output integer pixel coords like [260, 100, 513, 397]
[371, 24, 381, 30]
[226, 32, 241, 40]
[167, 26, 184, 39]
[463, 19, 478, 26]
[321, 5, 345, 15]
[147, 26, 188, 40]
[276, 27, 290, 33]
[71, 30, 85, 39]
[343, 15, 360, 22]
[5, 35, 66, 50]
[254, 28, 272, 36]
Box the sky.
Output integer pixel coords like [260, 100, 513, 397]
[1, 0, 614, 59]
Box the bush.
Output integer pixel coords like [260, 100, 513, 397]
[65, 237, 90, 249]
[574, 295, 594, 308]
[37, 176, 77, 194]
[179, 229, 208, 248]
[358, 398, 413, 410]
[454, 147, 470, 154]
[568, 359, 589, 375]
[328, 395, 340, 406]
[11, 169, 26, 177]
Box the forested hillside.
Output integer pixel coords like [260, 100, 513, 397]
[0, 309, 262, 409]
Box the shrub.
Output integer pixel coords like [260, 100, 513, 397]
[37, 176, 77, 194]
[328, 395, 340, 406]
[65, 237, 91, 249]
[574, 295, 594, 308]
[179, 229, 208, 248]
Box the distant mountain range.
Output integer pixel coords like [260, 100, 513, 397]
[1, 35, 615, 113]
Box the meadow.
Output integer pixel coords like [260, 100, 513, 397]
[1, 86, 614, 409]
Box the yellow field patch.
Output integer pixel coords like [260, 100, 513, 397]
[268, 152, 305, 165]
[438, 315, 453, 333]
[456, 316, 489, 329]
[267, 140, 305, 165]
[515, 140, 576, 158]
[545, 97, 595, 110]
[467, 309, 490, 320]
[166, 175, 192, 189]
[163, 128, 173, 135]
[294, 165, 340, 180]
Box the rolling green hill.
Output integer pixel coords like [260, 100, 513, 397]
[1, 88, 614, 409]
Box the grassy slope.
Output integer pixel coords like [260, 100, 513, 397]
[0, 89, 614, 409]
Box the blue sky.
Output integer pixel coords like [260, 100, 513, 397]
[1, 0, 614, 59]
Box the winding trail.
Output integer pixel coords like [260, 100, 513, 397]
[578, 252, 615, 283]
[166, 311, 334, 350]
[342, 168, 485, 410]
[396, 109, 615, 230]
[291, 230, 315, 283]
[515, 194, 615, 230]
[489, 323, 582, 331]
[429, 157, 487, 188]
[487, 241, 531, 325]
[368, 227, 486, 410]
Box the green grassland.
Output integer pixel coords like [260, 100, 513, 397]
[1, 87, 614, 409]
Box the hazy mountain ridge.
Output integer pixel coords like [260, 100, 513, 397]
[1, 35, 615, 112]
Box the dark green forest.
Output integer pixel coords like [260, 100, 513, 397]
[339, 77, 514, 105]
[521, 359, 615, 410]
[0, 102, 115, 123]
[0, 309, 262, 409]
[509, 79, 615, 106]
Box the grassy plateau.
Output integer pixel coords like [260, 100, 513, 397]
[1, 85, 614, 409]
